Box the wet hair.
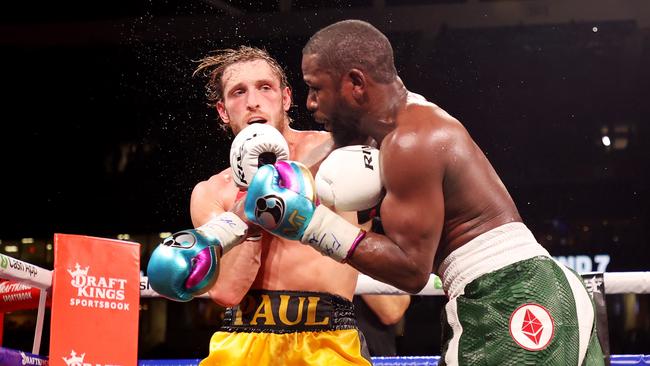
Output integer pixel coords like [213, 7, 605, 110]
[194, 46, 290, 108]
[303, 20, 397, 83]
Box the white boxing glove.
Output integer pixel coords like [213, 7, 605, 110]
[229, 124, 290, 188]
[315, 145, 383, 211]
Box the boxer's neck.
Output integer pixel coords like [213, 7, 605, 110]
[360, 78, 408, 145]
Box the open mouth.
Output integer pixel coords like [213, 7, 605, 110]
[248, 117, 267, 125]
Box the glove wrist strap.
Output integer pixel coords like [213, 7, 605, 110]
[300, 205, 365, 262]
[196, 212, 248, 254]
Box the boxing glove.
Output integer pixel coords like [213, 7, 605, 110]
[230, 123, 290, 188]
[147, 212, 248, 302]
[315, 145, 383, 211]
[244, 160, 317, 241]
[245, 161, 365, 262]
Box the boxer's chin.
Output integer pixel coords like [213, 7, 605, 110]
[323, 121, 332, 132]
[331, 127, 359, 147]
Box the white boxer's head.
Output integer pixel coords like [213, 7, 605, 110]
[195, 46, 293, 135]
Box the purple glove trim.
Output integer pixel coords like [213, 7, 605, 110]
[344, 230, 367, 262]
[185, 247, 213, 289]
[275, 160, 298, 191]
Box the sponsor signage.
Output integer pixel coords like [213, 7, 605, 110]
[50, 234, 140, 366]
[509, 303, 555, 351]
[0, 348, 49, 366]
[0, 253, 52, 289]
[0, 280, 51, 312]
[553, 254, 610, 273]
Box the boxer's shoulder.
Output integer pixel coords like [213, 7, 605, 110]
[286, 129, 333, 165]
[205, 169, 238, 191]
[192, 170, 238, 208]
[380, 120, 451, 183]
[290, 129, 331, 146]
[390, 103, 469, 153]
[401, 100, 458, 127]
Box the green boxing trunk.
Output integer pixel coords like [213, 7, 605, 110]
[438, 223, 604, 366]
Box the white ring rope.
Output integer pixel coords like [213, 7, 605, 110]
[0, 254, 52, 290]
[1, 254, 649, 300]
[354, 272, 650, 295]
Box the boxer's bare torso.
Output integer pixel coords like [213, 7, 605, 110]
[351, 92, 522, 289]
[191, 129, 358, 305]
[396, 94, 522, 270]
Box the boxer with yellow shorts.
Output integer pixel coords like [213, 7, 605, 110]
[201, 290, 372, 366]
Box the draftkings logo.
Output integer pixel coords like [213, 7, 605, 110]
[508, 303, 555, 351]
[1, 281, 33, 302]
[20, 351, 48, 366]
[62, 350, 120, 366]
[62, 350, 85, 366]
[67, 263, 130, 311]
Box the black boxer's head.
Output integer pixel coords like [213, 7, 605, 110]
[302, 20, 396, 146]
[303, 20, 397, 84]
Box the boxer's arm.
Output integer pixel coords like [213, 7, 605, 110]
[360, 294, 411, 325]
[190, 176, 262, 307]
[347, 131, 445, 293]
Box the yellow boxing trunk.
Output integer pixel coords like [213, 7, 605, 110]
[200, 289, 372, 366]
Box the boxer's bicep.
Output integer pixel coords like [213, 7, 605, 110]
[191, 172, 262, 306]
[380, 180, 443, 276]
[190, 177, 226, 228]
[380, 134, 445, 275]
[346, 133, 444, 293]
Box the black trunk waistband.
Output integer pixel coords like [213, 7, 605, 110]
[221, 289, 358, 334]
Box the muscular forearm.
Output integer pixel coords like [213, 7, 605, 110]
[361, 294, 411, 325]
[349, 232, 431, 294]
[208, 240, 261, 307]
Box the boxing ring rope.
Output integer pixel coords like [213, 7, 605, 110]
[0, 257, 51, 355]
[138, 272, 650, 298]
[2, 255, 650, 365]
[4, 259, 650, 299]
[354, 272, 650, 295]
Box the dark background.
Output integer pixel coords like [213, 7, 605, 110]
[1, 0, 649, 358]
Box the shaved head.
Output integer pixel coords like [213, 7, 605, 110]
[303, 20, 397, 83]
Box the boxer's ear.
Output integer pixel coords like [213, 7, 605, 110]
[348, 69, 366, 102]
[282, 87, 292, 112]
[217, 101, 230, 124]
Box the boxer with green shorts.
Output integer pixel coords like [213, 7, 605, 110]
[439, 222, 603, 365]
[242, 19, 607, 365]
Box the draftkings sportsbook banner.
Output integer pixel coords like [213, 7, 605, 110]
[50, 234, 140, 366]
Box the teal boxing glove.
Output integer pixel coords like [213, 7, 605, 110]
[146, 212, 248, 302]
[244, 160, 317, 241]
[245, 160, 366, 262]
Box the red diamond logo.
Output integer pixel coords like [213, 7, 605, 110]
[510, 303, 555, 351]
[520, 308, 544, 344]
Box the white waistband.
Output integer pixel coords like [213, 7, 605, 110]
[439, 222, 550, 298]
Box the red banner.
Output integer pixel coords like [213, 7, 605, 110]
[50, 234, 140, 366]
[0, 280, 51, 313]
